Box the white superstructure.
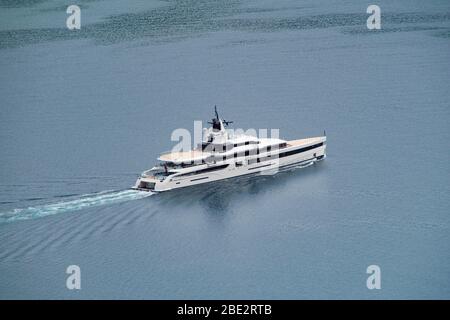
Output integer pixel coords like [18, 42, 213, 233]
[133, 107, 326, 192]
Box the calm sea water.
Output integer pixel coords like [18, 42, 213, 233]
[0, 0, 449, 299]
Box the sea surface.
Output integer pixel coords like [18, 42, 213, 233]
[0, 0, 449, 299]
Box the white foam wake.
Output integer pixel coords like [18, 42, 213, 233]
[0, 190, 154, 224]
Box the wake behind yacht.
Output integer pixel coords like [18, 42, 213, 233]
[133, 108, 326, 192]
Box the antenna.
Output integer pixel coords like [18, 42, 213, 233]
[208, 105, 233, 127]
[214, 105, 219, 120]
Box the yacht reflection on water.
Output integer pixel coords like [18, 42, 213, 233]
[153, 157, 327, 215]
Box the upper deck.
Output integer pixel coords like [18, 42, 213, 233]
[157, 135, 326, 164]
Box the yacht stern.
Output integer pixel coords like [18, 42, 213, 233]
[132, 176, 157, 192]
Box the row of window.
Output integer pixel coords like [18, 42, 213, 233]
[200, 140, 261, 152]
[186, 142, 289, 164]
[216, 143, 288, 161]
[173, 142, 323, 178]
[177, 164, 229, 177]
[248, 142, 323, 164]
[178, 142, 323, 170]
[234, 141, 260, 147]
[278, 142, 323, 158]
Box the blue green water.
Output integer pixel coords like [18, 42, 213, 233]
[0, 0, 449, 299]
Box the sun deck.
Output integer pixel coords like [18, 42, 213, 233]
[158, 150, 206, 163]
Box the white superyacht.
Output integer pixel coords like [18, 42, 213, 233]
[133, 108, 326, 192]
